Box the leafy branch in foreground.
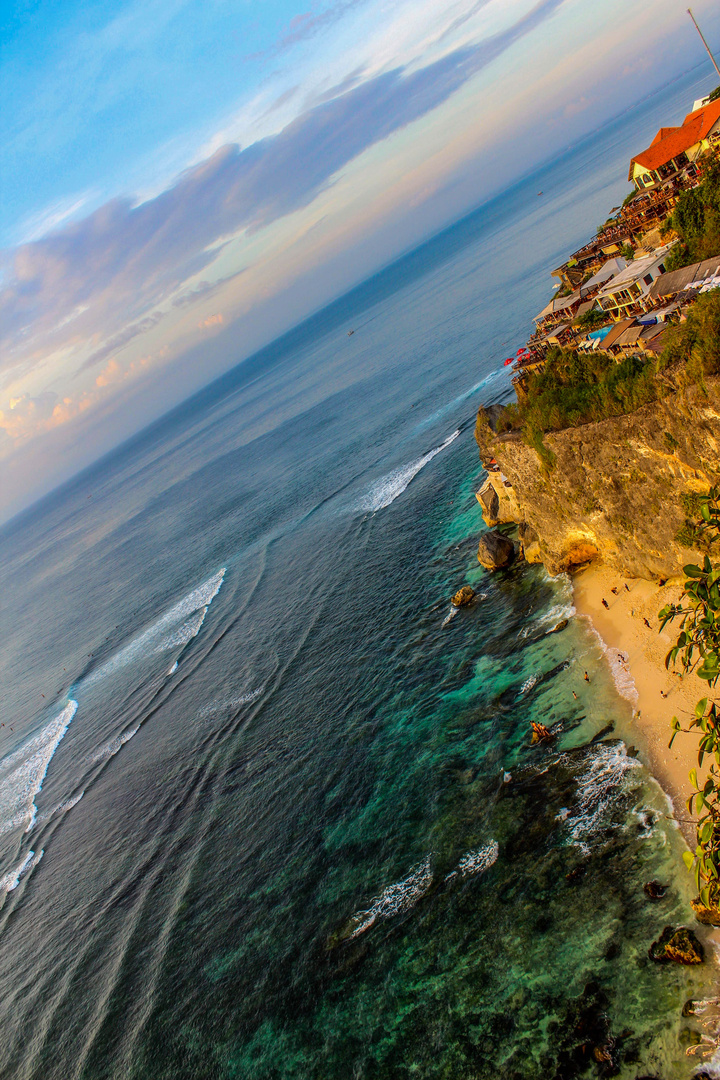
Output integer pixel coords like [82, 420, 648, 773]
[661, 487, 720, 906]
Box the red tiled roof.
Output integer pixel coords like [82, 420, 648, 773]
[629, 98, 720, 177]
[651, 126, 680, 145]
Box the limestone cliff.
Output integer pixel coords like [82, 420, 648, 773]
[475, 377, 720, 579]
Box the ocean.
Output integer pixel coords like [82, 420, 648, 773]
[0, 69, 717, 1079]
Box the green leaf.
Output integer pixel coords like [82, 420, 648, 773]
[683, 849, 696, 870]
[685, 564, 703, 578]
[697, 698, 709, 718]
[691, 767, 699, 788]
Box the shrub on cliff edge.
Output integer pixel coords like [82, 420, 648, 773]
[661, 489, 720, 907]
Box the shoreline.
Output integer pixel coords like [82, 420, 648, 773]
[571, 563, 704, 841]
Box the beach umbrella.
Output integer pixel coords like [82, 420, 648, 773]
[504, 357, 513, 365]
[516, 347, 526, 355]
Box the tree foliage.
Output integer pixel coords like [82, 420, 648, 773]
[661, 488, 720, 905]
[665, 158, 720, 271]
[506, 347, 658, 433]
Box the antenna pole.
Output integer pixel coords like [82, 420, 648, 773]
[688, 8, 720, 80]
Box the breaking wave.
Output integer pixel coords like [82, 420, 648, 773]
[346, 857, 433, 939]
[0, 700, 77, 837]
[356, 430, 460, 513]
[82, 569, 225, 687]
[445, 840, 499, 882]
[0, 849, 43, 893]
[563, 743, 641, 855]
[91, 726, 140, 764]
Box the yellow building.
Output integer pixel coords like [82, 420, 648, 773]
[628, 98, 720, 191]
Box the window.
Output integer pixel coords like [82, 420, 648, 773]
[643, 274, 653, 286]
[657, 263, 665, 274]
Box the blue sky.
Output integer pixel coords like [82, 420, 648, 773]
[2, 0, 720, 518]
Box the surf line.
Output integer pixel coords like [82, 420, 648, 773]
[357, 429, 460, 513]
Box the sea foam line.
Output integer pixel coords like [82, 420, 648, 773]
[581, 615, 639, 706]
[346, 857, 434, 939]
[197, 687, 265, 721]
[356, 430, 460, 513]
[563, 742, 640, 855]
[0, 849, 44, 893]
[82, 569, 226, 687]
[0, 700, 78, 837]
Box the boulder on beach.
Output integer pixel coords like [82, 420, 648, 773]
[548, 618, 569, 635]
[451, 585, 475, 608]
[477, 531, 515, 570]
[649, 925, 704, 964]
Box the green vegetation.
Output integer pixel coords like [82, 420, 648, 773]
[659, 289, 720, 383]
[661, 490, 720, 906]
[501, 346, 659, 433]
[619, 242, 634, 261]
[664, 158, 720, 271]
[493, 292, 720, 453]
[574, 307, 609, 331]
[708, 86, 720, 104]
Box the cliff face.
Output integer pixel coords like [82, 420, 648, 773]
[475, 378, 720, 579]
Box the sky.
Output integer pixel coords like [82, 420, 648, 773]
[2, 0, 720, 520]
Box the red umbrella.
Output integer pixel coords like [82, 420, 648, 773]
[516, 347, 526, 355]
[504, 357, 513, 366]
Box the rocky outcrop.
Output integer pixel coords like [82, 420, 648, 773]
[649, 925, 704, 964]
[477, 531, 515, 570]
[451, 586, 475, 607]
[476, 471, 522, 528]
[690, 896, 720, 926]
[476, 378, 720, 579]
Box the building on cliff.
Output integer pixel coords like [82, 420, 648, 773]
[594, 246, 672, 320]
[628, 97, 720, 191]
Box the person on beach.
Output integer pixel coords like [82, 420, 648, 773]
[611, 587, 618, 595]
[572, 691, 578, 700]
[643, 617, 652, 628]
[584, 671, 590, 683]
[624, 584, 630, 592]
[601, 598, 609, 609]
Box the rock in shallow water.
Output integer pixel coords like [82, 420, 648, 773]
[477, 530, 515, 570]
[690, 895, 720, 925]
[451, 585, 475, 607]
[643, 881, 668, 901]
[649, 925, 704, 964]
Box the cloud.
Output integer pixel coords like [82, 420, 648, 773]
[0, 0, 566, 380]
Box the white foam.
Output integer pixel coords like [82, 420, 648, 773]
[455, 840, 499, 876]
[197, 687, 264, 720]
[91, 726, 139, 764]
[357, 430, 460, 513]
[83, 569, 225, 687]
[582, 616, 638, 706]
[168, 661, 178, 675]
[0, 700, 77, 837]
[563, 742, 640, 855]
[155, 607, 208, 652]
[441, 606, 459, 628]
[346, 857, 433, 939]
[415, 372, 504, 430]
[0, 848, 43, 893]
[520, 673, 540, 694]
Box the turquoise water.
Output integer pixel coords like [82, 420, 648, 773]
[0, 68, 717, 1079]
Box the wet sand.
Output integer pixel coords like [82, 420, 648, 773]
[572, 563, 706, 836]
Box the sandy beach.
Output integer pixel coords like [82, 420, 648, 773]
[572, 563, 708, 837]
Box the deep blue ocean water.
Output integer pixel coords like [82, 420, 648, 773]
[0, 69, 718, 1079]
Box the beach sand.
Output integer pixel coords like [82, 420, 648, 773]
[572, 563, 706, 837]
